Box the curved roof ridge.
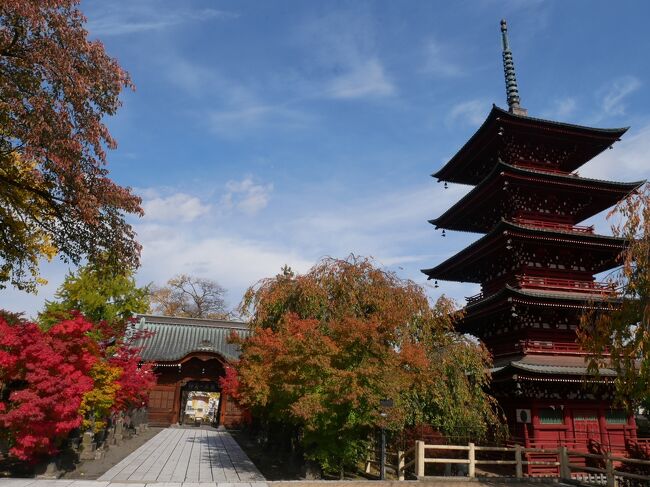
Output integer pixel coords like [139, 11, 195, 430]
[136, 313, 248, 329]
[433, 105, 629, 183]
[500, 161, 645, 189]
[423, 218, 624, 281]
[491, 104, 629, 135]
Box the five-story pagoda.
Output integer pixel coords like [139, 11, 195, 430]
[422, 20, 644, 469]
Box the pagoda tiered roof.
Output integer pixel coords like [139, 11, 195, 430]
[490, 354, 618, 381]
[431, 162, 643, 233]
[460, 284, 619, 318]
[422, 220, 626, 283]
[456, 285, 619, 337]
[433, 105, 628, 185]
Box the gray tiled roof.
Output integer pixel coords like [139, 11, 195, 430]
[134, 314, 251, 362]
[492, 355, 618, 377]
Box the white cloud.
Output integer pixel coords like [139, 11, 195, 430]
[142, 192, 211, 222]
[421, 39, 463, 77]
[222, 178, 273, 215]
[87, 4, 238, 36]
[328, 59, 395, 99]
[581, 122, 650, 182]
[447, 99, 489, 126]
[137, 226, 313, 293]
[287, 183, 471, 260]
[598, 76, 641, 118]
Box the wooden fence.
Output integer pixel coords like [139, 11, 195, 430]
[395, 441, 650, 485]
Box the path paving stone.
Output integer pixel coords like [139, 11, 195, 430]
[95, 428, 264, 484]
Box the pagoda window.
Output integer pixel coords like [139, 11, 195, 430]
[574, 410, 598, 421]
[539, 408, 564, 424]
[605, 410, 627, 424]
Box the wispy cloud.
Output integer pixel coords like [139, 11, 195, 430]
[222, 178, 274, 215]
[298, 9, 396, 100]
[142, 191, 211, 223]
[327, 59, 395, 99]
[421, 39, 464, 77]
[87, 4, 238, 36]
[208, 103, 311, 137]
[598, 76, 641, 118]
[542, 97, 578, 120]
[446, 99, 489, 126]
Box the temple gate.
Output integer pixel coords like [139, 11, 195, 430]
[135, 314, 249, 427]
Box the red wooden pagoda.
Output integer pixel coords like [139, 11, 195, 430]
[422, 20, 644, 473]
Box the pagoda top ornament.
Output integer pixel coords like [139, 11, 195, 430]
[500, 19, 527, 116]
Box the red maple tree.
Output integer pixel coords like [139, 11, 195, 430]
[0, 313, 158, 463]
[0, 315, 98, 461]
[108, 333, 156, 411]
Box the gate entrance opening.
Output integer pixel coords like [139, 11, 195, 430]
[180, 380, 220, 425]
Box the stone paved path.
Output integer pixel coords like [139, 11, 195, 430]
[94, 428, 265, 484]
[0, 428, 265, 487]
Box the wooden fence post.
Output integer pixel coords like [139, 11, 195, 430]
[398, 450, 405, 481]
[559, 446, 570, 480]
[515, 444, 523, 478]
[468, 442, 476, 478]
[415, 440, 425, 478]
[605, 453, 615, 487]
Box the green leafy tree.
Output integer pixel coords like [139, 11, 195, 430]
[39, 261, 149, 335]
[230, 256, 502, 476]
[579, 183, 650, 409]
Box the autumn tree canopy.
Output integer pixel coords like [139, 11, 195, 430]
[150, 274, 229, 319]
[579, 183, 650, 408]
[0, 315, 98, 461]
[0, 0, 141, 292]
[0, 312, 156, 461]
[229, 256, 501, 475]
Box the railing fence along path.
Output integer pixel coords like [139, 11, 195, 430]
[395, 441, 650, 485]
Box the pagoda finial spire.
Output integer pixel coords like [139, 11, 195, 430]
[500, 19, 527, 116]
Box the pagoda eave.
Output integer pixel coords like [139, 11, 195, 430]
[422, 220, 626, 283]
[461, 285, 620, 316]
[433, 105, 628, 185]
[431, 162, 644, 233]
[490, 355, 618, 383]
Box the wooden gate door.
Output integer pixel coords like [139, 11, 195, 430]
[573, 409, 601, 448]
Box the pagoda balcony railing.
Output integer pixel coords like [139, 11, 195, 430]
[515, 275, 615, 294]
[490, 340, 590, 358]
[512, 217, 595, 234]
[466, 291, 486, 305]
[466, 276, 615, 305]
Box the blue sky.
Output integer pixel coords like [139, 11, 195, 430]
[4, 0, 650, 317]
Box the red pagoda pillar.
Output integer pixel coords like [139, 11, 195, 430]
[422, 20, 644, 475]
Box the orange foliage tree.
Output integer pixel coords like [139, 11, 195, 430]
[227, 257, 502, 475]
[579, 183, 650, 408]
